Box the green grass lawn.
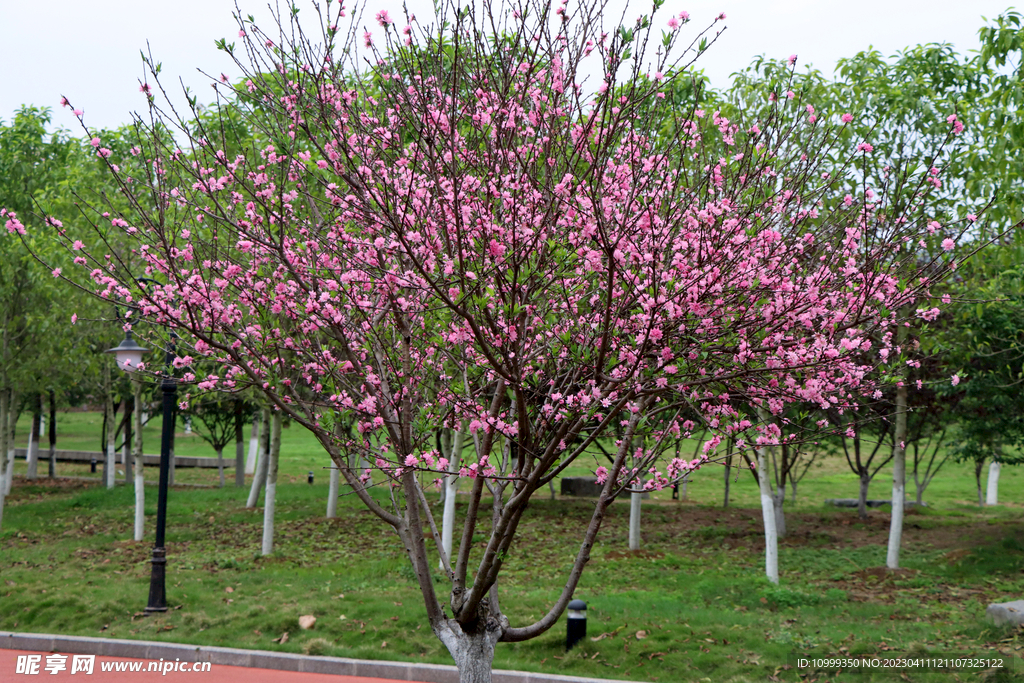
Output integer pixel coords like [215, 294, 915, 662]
[2, 412, 1024, 682]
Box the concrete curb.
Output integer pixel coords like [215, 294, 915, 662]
[0, 632, 633, 683]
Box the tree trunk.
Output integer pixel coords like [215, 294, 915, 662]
[104, 371, 116, 490]
[975, 459, 985, 507]
[4, 390, 17, 496]
[0, 388, 9, 531]
[435, 619, 502, 683]
[47, 390, 56, 479]
[261, 411, 282, 555]
[789, 480, 798, 503]
[886, 382, 908, 570]
[326, 464, 339, 518]
[246, 410, 270, 508]
[773, 485, 786, 539]
[857, 472, 870, 520]
[628, 488, 642, 551]
[216, 447, 225, 488]
[245, 416, 259, 474]
[723, 453, 732, 508]
[756, 407, 779, 583]
[234, 401, 245, 488]
[132, 377, 145, 542]
[25, 395, 41, 480]
[441, 429, 464, 569]
[986, 449, 1001, 506]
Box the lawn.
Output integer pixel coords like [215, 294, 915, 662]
[1, 412, 1023, 682]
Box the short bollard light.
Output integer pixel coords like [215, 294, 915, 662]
[308, 471, 315, 484]
[566, 599, 587, 650]
[90, 457, 97, 473]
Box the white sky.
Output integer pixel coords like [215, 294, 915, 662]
[1, 0, 1017, 134]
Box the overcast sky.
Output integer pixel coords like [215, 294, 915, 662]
[1, 0, 1017, 134]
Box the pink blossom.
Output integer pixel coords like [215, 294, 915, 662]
[788, 54, 797, 66]
[841, 113, 853, 123]
[72, 109, 83, 116]
[595, 466, 609, 484]
[72, 240, 85, 250]
[51, 268, 62, 278]
[667, 16, 679, 29]
[717, 12, 726, 20]
[951, 374, 960, 386]
[376, 10, 391, 26]
[857, 142, 873, 153]
[966, 213, 977, 222]
[71, 313, 77, 324]
[60, 97, 69, 108]
[364, 30, 373, 48]
[941, 238, 955, 251]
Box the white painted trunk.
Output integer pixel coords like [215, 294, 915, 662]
[246, 412, 270, 508]
[628, 489, 642, 551]
[133, 379, 145, 542]
[886, 382, 908, 570]
[436, 620, 501, 683]
[757, 444, 778, 583]
[245, 416, 259, 474]
[261, 412, 282, 556]
[326, 464, 339, 518]
[261, 482, 276, 555]
[440, 430, 464, 570]
[25, 413, 39, 480]
[986, 460, 1001, 506]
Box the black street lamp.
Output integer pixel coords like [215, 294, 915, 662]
[108, 321, 175, 614]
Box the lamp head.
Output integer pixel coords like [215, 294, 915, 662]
[106, 331, 150, 373]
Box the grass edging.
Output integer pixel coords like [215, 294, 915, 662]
[0, 631, 632, 683]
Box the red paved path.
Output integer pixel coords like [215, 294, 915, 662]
[1, 650, 427, 683]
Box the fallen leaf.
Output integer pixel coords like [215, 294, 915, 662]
[299, 615, 316, 630]
[591, 633, 610, 642]
[225, 586, 234, 593]
[253, 630, 262, 636]
[380, 641, 387, 648]
[272, 632, 289, 644]
[338, 615, 347, 621]
[635, 630, 647, 640]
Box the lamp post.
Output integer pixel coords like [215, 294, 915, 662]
[108, 326, 175, 614]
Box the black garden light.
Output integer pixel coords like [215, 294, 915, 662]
[566, 599, 587, 650]
[107, 309, 175, 614]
